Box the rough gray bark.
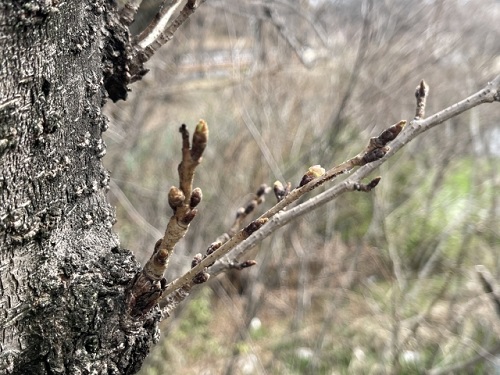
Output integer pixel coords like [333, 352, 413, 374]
[0, 1, 159, 373]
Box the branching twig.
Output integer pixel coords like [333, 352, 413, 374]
[210, 75, 500, 273]
[157, 74, 499, 318]
[127, 120, 208, 317]
[161, 119, 404, 297]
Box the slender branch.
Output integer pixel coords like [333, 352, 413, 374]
[162, 75, 500, 300]
[131, 0, 200, 69]
[161, 119, 402, 297]
[213, 75, 500, 271]
[119, 0, 145, 26]
[127, 120, 208, 317]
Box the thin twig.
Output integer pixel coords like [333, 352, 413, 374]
[160, 75, 500, 314]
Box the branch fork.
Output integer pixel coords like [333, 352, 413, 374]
[127, 120, 208, 317]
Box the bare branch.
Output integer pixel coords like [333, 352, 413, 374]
[126, 120, 208, 317]
[216, 75, 500, 270]
[158, 74, 499, 317]
[119, 0, 145, 26]
[132, 0, 200, 69]
[161, 119, 406, 298]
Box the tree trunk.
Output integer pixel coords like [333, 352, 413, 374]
[0, 1, 158, 373]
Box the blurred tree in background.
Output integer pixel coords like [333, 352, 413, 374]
[105, 0, 500, 374]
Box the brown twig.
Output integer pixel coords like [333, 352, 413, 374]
[161, 120, 405, 298]
[131, 0, 200, 71]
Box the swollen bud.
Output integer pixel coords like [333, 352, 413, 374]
[190, 187, 202, 208]
[191, 119, 208, 161]
[168, 186, 185, 210]
[299, 165, 326, 187]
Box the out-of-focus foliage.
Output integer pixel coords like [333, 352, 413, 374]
[105, 0, 500, 373]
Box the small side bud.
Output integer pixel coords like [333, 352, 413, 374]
[240, 260, 257, 269]
[191, 253, 203, 268]
[355, 177, 382, 192]
[193, 271, 210, 284]
[415, 80, 429, 100]
[190, 187, 202, 208]
[243, 218, 268, 236]
[256, 184, 268, 197]
[191, 119, 208, 161]
[168, 186, 185, 210]
[299, 165, 326, 187]
[361, 147, 389, 165]
[273, 181, 289, 201]
[180, 208, 198, 225]
[377, 120, 406, 145]
[206, 241, 222, 256]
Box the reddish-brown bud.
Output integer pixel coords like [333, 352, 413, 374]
[191, 253, 203, 268]
[377, 120, 406, 146]
[193, 271, 210, 284]
[243, 218, 268, 236]
[361, 147, 389, 165]
[190, 187, 202, 208]
[180, 208, 197, 225]
[240, 260, 257, 269]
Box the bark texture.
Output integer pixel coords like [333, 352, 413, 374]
[0, 1, 159, 373]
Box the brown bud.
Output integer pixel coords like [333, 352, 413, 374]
[355, 177, 382, 192]
[361, 147, 389, 165]
[168, 186, 185, 210]
[190, 187, 202, 208]
[193, 271, 210, 284]
[180, 208, 198, 225]
[206, 241, 222, 256]
[191, 119, 208, 162]
[244, 201, 257, 215]
[239, 260, 257, 269]
[415, 80, 429, 100]
[299, 165, 325, 187]
[377, 120, 406, 146]
[243, 218, 268, 236]
[191, 253, 203, 268]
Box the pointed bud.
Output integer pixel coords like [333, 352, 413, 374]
[415, 80, 429, 100]
[239, 260, 257, 269]
[191, 119, 208, 161]
[273, 181, 289, 201]
[377, 120, 406, 146]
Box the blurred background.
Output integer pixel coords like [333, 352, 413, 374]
[106, 0, 500, 373]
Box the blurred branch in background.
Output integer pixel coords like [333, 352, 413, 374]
[106, 0, 500, 373]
